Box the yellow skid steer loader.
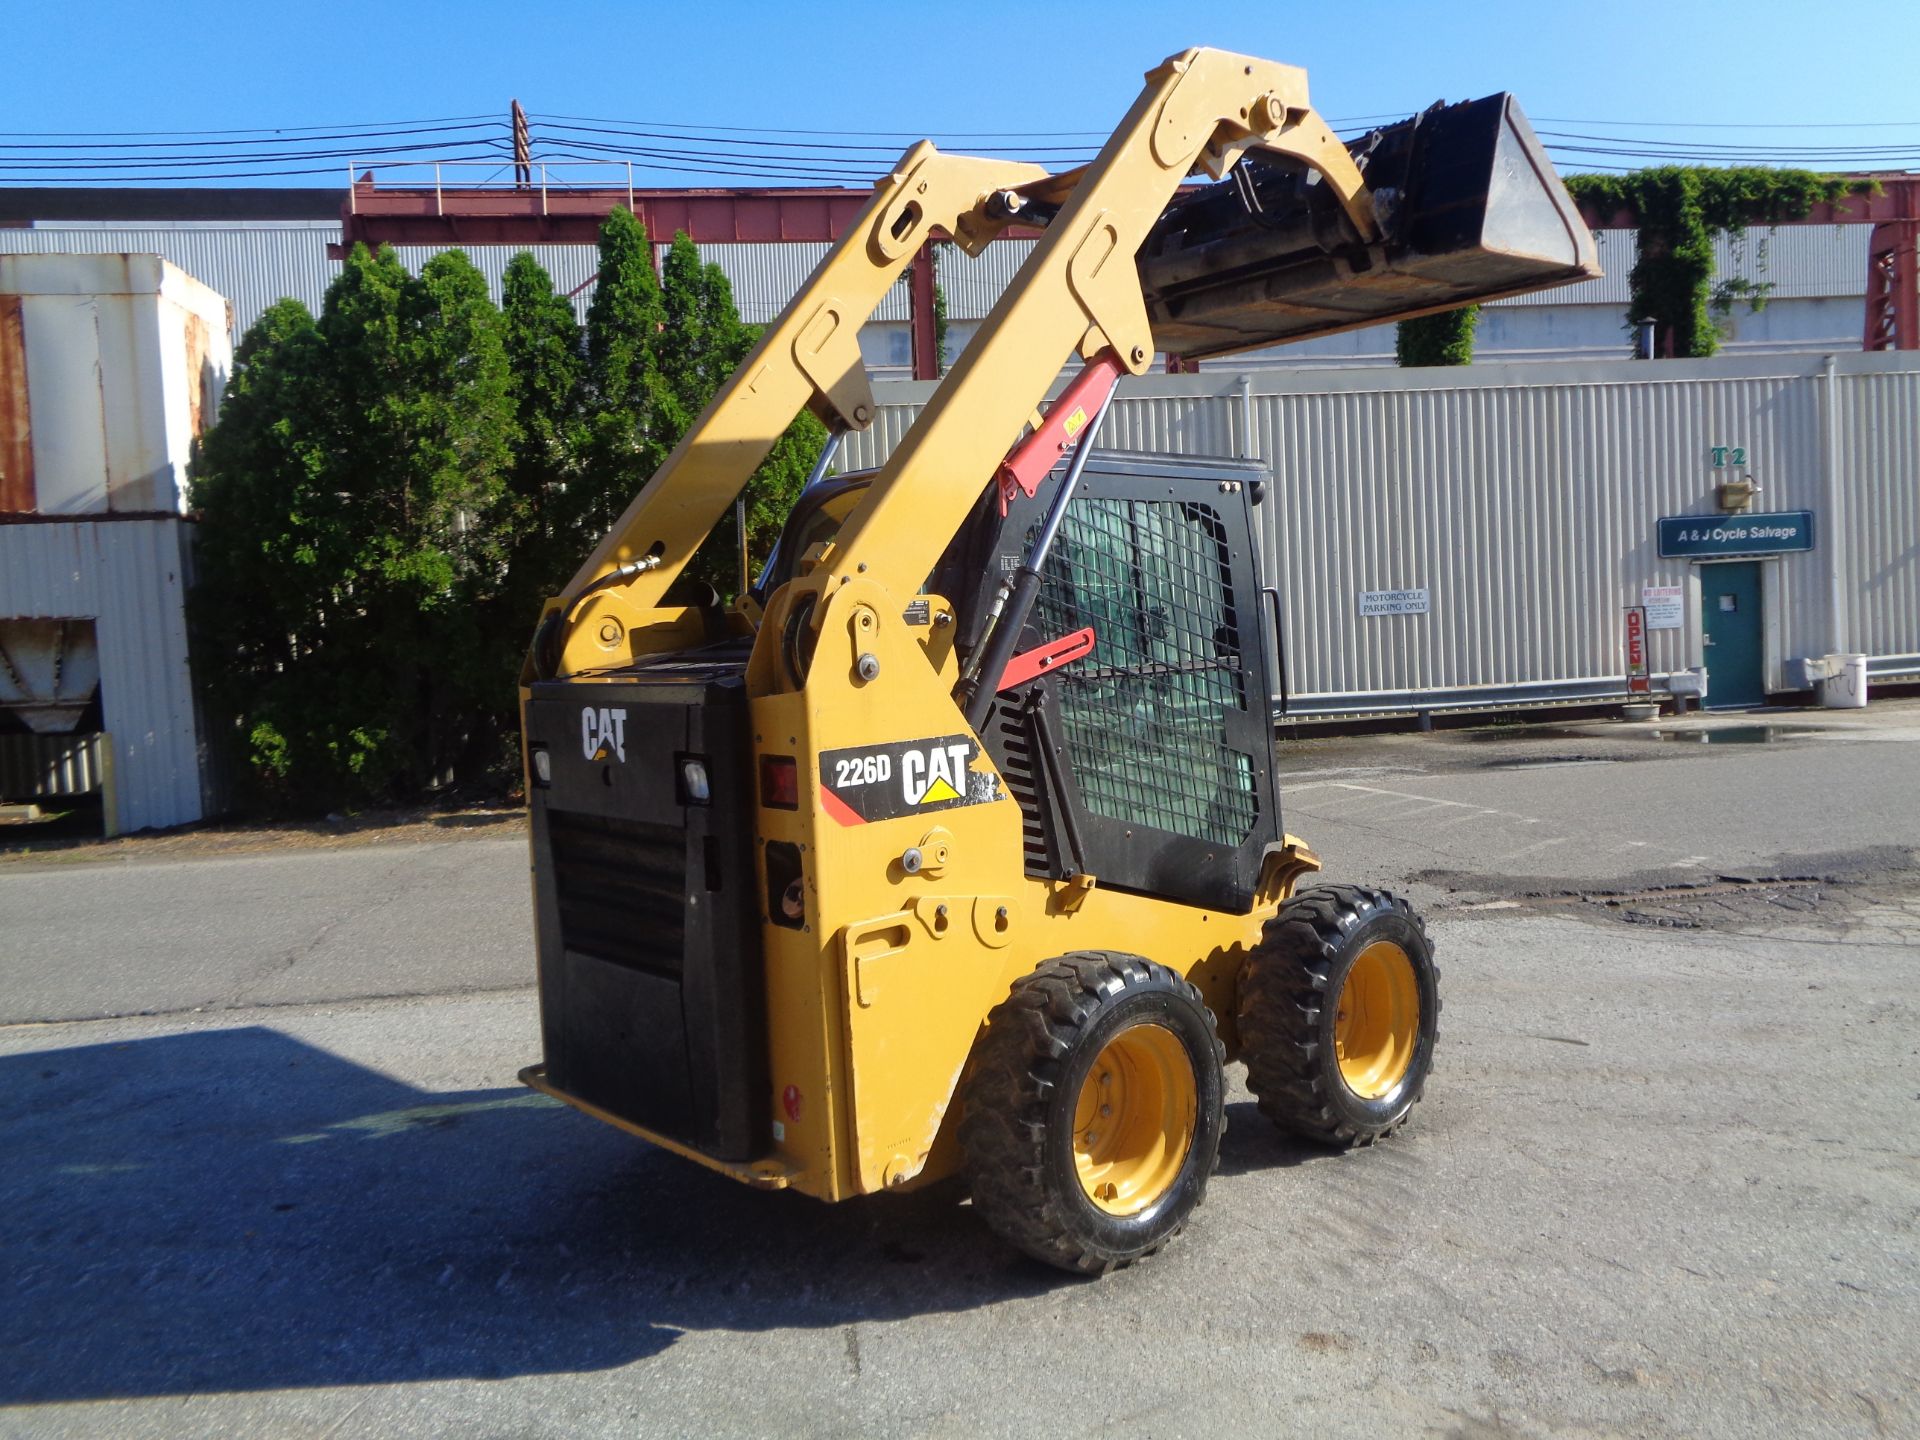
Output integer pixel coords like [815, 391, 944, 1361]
[517, 48, 1598, 1272]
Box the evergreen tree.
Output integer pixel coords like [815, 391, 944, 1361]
[658, 230, 753, 424]
[1395, 306, 1479, 367]
[650, 231, 821, 594]
[189, 298, 338, 796]
[579, 207, 675, 540]
[497, 251, 586, 653]
[192, 223, 838, 809]
[191, 244, 516, 807]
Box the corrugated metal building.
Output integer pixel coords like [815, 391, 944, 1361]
[845, 351, 1920, 717]
[0, 196, 1878, 377]
[0, 253, 229, 832]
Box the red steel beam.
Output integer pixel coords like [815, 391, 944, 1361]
[909, 240, 939, 381]
[1576, 175, 1920, 232]
[332, 178, 872, 254]
[1861, 178, 1920, 351]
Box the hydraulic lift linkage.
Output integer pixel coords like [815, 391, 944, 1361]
[530, 47, 1373, 687]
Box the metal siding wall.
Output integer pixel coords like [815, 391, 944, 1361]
[0, 225, 338, 336]
[689, 243, 913, 324]
[1834, 367, 1920, 668]
[1, 224, 1873, 360]
[0, 518, 204, 832]
[939, 241, 1035, 320]
[855, 354, 1920, 712]
[1260, 370, 1833, 701]
[1486, 225, 1868, 307]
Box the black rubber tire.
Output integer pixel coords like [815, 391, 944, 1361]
[959, 952, 1226, 1275]
[1236, 885, 1439, 1148]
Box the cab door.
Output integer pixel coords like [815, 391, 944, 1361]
[984, 460, 1280, 914]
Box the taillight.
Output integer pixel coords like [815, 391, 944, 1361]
[760, 755, 799, 809]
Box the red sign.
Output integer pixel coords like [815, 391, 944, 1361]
[1624, 606, 1650, 694]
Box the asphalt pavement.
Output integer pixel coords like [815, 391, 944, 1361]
[3, 704, 1917, 1438]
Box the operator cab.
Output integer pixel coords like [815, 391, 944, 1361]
[757, 449, 1283, 914]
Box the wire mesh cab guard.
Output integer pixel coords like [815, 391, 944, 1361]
[979, 452, 1279, 913]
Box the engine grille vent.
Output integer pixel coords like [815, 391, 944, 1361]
[547, 810, 686, 977]
[996, 706, 1052, 876]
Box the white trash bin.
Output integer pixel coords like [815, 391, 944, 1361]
[1819, 654, 1868, 709]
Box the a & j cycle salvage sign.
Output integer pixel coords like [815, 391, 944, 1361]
[1657, 511, 1814, 559]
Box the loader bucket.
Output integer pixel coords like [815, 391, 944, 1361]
[1138, 93, 1600, 359]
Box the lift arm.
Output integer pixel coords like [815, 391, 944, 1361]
[768, 48, 1370, 637]
[545, 144, 1047, 679]
[547, 47, 1593, 682]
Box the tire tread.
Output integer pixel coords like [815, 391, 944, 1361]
[1237, 884, 1440, 1149]
[960, 951, 1223, 1275]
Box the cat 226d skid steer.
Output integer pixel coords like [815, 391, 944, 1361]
[517, 48, 1598, 1272]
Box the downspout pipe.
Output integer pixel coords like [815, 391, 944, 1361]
[1821, 354, 1847, 656]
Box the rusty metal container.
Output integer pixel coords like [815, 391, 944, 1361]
[1139, 93, 1601, 358]
[0, 252, 230, 516]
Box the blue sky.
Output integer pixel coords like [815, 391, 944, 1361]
[8, 1, 1920, 186]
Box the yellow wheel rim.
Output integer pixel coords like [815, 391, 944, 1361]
[1073, 1022, 1197, 1216]
[1335, 941, 1421, 1099]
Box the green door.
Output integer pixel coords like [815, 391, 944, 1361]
[1702, 561, 1764, 708]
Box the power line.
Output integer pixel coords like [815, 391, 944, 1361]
[7, 102, 1918, 187]
[0, 121, 506, 153]
[0, 114, 502, 139]
[535, 118, 1100, 158]
[1538, 115, 1920, 131]
[0, 142, 514, 175]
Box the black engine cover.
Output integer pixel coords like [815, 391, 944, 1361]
[523, 650, 767, 1160]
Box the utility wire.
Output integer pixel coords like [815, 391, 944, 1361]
[0, 114, 501, 138]
[0, 142, 515, 174]
[0, 122, 507, 153]
[7, 104, 1918, 186]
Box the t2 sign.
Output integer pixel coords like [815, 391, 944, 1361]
[1624, 606, 1650, 695]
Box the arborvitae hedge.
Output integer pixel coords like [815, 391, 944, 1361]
[192, 212, 819, 810]
[1395, 306, 1479, 367]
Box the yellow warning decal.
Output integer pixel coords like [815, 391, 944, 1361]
[1062, 406, 1088, 439]
[917, 775, 962, 805]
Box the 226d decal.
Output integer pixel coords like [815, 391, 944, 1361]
[818, 733, 1002, 825]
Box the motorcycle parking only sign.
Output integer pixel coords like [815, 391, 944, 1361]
[1358, 587, 1430, 617]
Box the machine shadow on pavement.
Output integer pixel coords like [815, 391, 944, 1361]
[0, 1026, 1066, 1403]
[1212, 1099, 1336, 1178]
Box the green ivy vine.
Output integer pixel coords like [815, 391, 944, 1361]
[1562, 167, 1868, 357]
